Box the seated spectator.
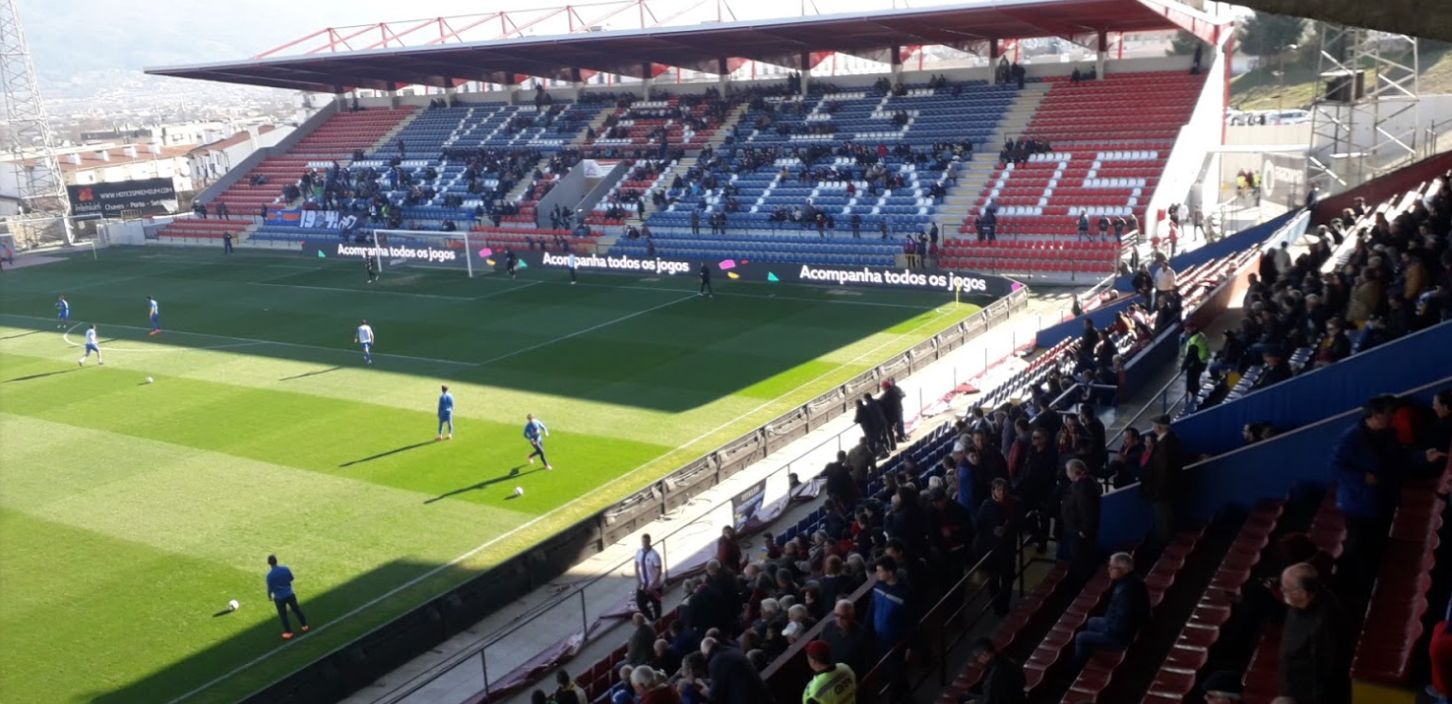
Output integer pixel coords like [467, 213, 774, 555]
[1200, 671, 1243, 704]
[610, 665, 635, 704]
[630, 666, 681, 704]
[962, 637, 1026, 704]
[627, 612, 656, 665]
[553, 669, 585, 704]
[700, 636, 770, 704]
[1072, 552, 1149, 667]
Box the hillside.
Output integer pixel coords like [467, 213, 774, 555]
[1231, 41, 1452, 111]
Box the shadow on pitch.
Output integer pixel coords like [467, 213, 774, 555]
[279, 365, 343, 381]
[0, 330, 42, 341]
[424, 465, 538, 504]
[4, 368, 79, 384]
[338, 441, 433, 468]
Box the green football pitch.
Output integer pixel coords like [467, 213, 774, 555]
[0, 246, 982, 703]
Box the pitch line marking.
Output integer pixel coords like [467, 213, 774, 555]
[167, 298, 968, 703]
[475, 293, 698, 367]
[247, 281, 476, 301]
[0, 315, 474, 368]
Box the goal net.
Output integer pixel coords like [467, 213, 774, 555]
[364, 229, 481, 277]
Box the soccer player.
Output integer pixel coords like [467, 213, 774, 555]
[77, 324, 103, 366]
[55, 295, 69, 329]
[436, 385, 454, 440]
[505, 249, 518, 280]
[698, 263, 713, 297]
[567, 251, 578, 284]
[524, 413, 552, 469]
[146, 295, 161, 336]
[365, 254, 379, 284]
[354, 319, 375, 365]
[265, 554, 309, 640]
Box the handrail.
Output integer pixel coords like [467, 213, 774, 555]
[1107, 369, 1185, 449]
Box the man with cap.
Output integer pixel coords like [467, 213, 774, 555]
[1142, 415, 1183, 547]
[802, 640, 856, 704]
[1201, 671, 1243, 703]
[962, 638, 1025, 704]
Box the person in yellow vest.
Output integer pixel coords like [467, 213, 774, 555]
[1181, 322, 1210, 398]
[803, 640, 856, 704]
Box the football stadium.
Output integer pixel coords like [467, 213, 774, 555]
[1, 0, 1451, 703]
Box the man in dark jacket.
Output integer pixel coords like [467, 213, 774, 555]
[974, 479, 1020, 615]
[1332, 398, 1398, 598]
[1014, 427, 1058, 549]
[1073, 553, 1150, 667]
[879, 380, 907, 443]
[1277, 563, 1350, 704]
[820, 599, 874, 680]
[1061, 459, 1102, 580]
[701, 636, 773, 704]
[1141, 415, 1182, 546]
[855, 395, 891, 456]
[963, 638, 1026, 704]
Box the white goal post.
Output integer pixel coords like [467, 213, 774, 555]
[365, 229, 480, 278]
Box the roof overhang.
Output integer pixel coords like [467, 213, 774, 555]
[146, 0, 1224, 93]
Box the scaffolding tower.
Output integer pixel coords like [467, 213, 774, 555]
[0, 0, 72, 248]
[1306, 25, 1420, 196]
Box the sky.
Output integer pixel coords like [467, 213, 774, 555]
[17, 0, 962, 78]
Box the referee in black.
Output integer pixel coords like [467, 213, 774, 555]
[365, 254, 379, 283]
[698, 263, 713, 297]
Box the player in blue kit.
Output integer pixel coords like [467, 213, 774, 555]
[524, 413, 552, 469]
[436, 385, 454, 440]
[354, 319, 375, 364]
[77, 324, 103, 366]
[146, 295, 161, 336]
[55, 295, 69, 329]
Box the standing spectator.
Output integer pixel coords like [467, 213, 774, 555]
[636, 534, 665, 620]
[1078, 212, 1091, 242]
[802, 640, 856, 704]
[963, 638, 1026, 704]
[1182, 322, 1210, 397]
[820, 599, 874, 680]
[223, 231, 234, 255]
[266, 554, 309, 639]
[1153, 258, 1178, 308]
[690, 209, 701, 235]
[1061, 459, 1102, 579]
[879, 380, 907, 443]
[1277, 563, 1350, 704]
[871, 556, 912, 702]
[974, 478, 1020, 615]
[716, 525, 743, 571]
[701, 637, 772, 704]
[1014, 427, 1058, 550]
[627, 612, 657, 665]
[1072, 553, 1150, 667]
[1142, 415, 1183, 547]
[1332, 398, 1397, 598]
[930, 488, 974, 577]
[1428, 596, 1452, 704]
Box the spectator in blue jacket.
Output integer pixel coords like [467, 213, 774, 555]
[871, 556, 912, 702]
[1073, 552, 1149, 667]
[1333, 397, 1399, 598]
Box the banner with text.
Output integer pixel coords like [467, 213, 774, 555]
[299, 239, 1018, 298]
[66, 177, 177, 217]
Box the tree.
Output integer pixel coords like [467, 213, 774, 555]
[1239, 12, 1307, 56]
[1168, 30, 1202, 56]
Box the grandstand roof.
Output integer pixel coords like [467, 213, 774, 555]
[145, 0, 1218, 93]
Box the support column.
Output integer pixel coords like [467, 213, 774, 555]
[388, 83, 401, 109]
[800, 51, 811, 98]
[989, 39, 1001, 84]
[890, 45, 903, 85]
[718, 57, 730, 92]
[641, 63, 653, 99]
[1096, 31, 1108, 79]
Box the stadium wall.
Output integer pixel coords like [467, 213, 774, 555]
[1173, 319, 1452, 456]
[1144, 37, 1229, 241]
[241, 285, 1030, 704]
[1097, 373, 1451, 553]
[563, 160, 630, 227]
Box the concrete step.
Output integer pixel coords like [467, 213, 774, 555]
[574, 104, 618, 146]
[704, 104, 749, 150]
[505, 157, 552, 203]
[359, 109, 422, 163]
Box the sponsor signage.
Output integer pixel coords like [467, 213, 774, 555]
[299, 239, 1018, 298]
[1261, 153, 1309, 208]
[66, 177, 177, 217]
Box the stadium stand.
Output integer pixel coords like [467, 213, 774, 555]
[944, 72, 1205, 276]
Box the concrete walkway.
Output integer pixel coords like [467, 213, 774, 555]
[342, 289, 1075, 704]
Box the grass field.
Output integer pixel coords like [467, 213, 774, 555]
[0, 246, 983, 704]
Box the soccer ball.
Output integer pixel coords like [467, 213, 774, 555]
[514, 486, 524, 496]
[145, 377, 154, 384]
[228, 599, 240, 611]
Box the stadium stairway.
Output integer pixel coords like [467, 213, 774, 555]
[933, 82, 1049, 234]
